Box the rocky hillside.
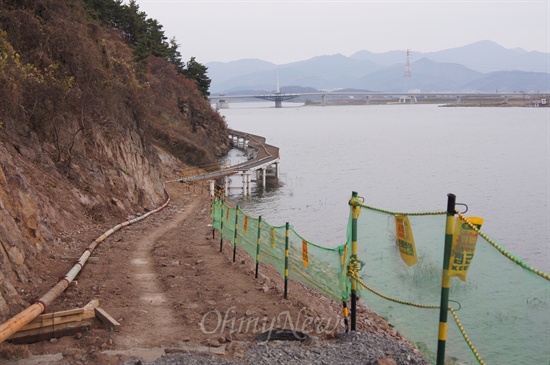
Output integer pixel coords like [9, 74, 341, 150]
[0, 0, 229, 321]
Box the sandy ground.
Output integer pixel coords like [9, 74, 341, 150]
[1, 182, 406, 364]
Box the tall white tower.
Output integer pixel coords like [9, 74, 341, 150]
[275, 69, 280, 94]
[404, 49, 412, 92]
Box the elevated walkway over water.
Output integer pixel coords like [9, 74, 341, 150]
[179, 129, 280, 196]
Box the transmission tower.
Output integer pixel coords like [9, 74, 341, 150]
[404, 49, 412, 79]
[402, 49, 416, 102]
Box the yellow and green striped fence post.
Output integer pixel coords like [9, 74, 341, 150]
[210, 196, 215, 239]
[233, 205, 239, 262]
[284, 222, 290, 299]
[349, 191, 361, 331]
[255, 216, 262, 278]
[342, 301, 349, 333]
[437, 193, 456, 365]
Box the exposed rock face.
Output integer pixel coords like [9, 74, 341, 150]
[0, 0, 229, 323]
[0, 123, 166, 321]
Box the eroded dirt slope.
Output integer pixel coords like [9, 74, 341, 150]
[1, 181, 408, 364]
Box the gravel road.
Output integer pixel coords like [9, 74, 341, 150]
[123, 332, 428, 365]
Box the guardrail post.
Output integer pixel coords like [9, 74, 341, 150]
[209, 180, 215, 197]
[437, 193, 456, 365]
[224, 175, 229, 196]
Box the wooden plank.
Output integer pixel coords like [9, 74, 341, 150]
[31, 308, 84, 321]
[19, 312, 85, 331]
[17, 299, 99, 332]
[8, 321, 92, 343]
[83, 299, 100, 319]
[94, 307, 121, 331]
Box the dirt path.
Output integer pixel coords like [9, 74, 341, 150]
[4, 183, 404, 364]
[119, 200, 199, 349]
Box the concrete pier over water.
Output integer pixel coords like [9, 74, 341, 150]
[179, 129, 280, 197]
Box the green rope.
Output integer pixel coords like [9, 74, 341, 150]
[347, 261, 486, 365]
[347, 258, 439, 309]
[449, 307, 486, 365]
[289, 262, 341, 301]
[360, 204, 446, 216]
[456, 211, 550, 281]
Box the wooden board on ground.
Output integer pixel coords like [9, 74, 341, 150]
[16, 299, 99, 332]
[8, 321, 92, 344]
[94, 307, 121, 331]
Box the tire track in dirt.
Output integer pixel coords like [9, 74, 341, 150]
[116, 199, 198, 349]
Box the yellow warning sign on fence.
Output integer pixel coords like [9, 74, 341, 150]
[302, 239, 309, 267]
[243, 216, 248, 234]
[395, 215, 418, 267]
[449, 217, 483, 281]
[270, 228, 276, 248]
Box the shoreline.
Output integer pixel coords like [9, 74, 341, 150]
[0, 182, 428, 365]
[302, 97, 548, 107]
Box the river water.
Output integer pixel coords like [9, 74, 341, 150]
[217, 102, 549, 364]
[220, 102, 549, 273]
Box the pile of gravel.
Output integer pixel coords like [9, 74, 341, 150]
[123, 332, 428, 365]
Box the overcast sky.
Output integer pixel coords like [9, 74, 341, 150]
[133, 0, 550, 65]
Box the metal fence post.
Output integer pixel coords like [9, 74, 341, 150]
[255, 216, 262, 278]
[233, 206, 239, 262]
[284, 222, 290, 299]
[350, 191, 360, 331]
[437, 193, 456, 365]
[219, 202, 224, 252]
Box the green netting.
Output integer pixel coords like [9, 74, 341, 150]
[287, 226, 347, 302]
[235, 209, 260, 259]
[211, 198, 348, 302]
[211, 196, 549, 365]
[257, 224, 287, 278]
[353, 203, 550, 365]
[211, 199, 222, 230]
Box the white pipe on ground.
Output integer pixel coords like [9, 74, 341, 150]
[0, 188, 172, 343]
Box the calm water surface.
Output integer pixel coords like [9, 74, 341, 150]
[220, 102, 549, 273]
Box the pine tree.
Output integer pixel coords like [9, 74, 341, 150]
[182, 57, 211, 98]
[83, 0, 211, 97]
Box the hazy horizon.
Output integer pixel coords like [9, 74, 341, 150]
[132, 0, 549, 65]
[203, 39, 548, 66]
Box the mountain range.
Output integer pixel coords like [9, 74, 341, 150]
[206, 41, 550, 94]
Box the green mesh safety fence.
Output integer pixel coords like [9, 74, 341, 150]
[287, 226, 348, 302]
[211, 199, 348, 302]
[212, 199, 222, 230]
[257, 224, 287, 278]
[221, 205, 236, 244]
[235, 208, 260, 259]
[211, 196, 549, 365]
[352, 202, 550, 365]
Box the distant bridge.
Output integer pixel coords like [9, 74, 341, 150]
[209, 91, 534, 108]
[210, 93, 300, 108]
[255, 93, 302, 107]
